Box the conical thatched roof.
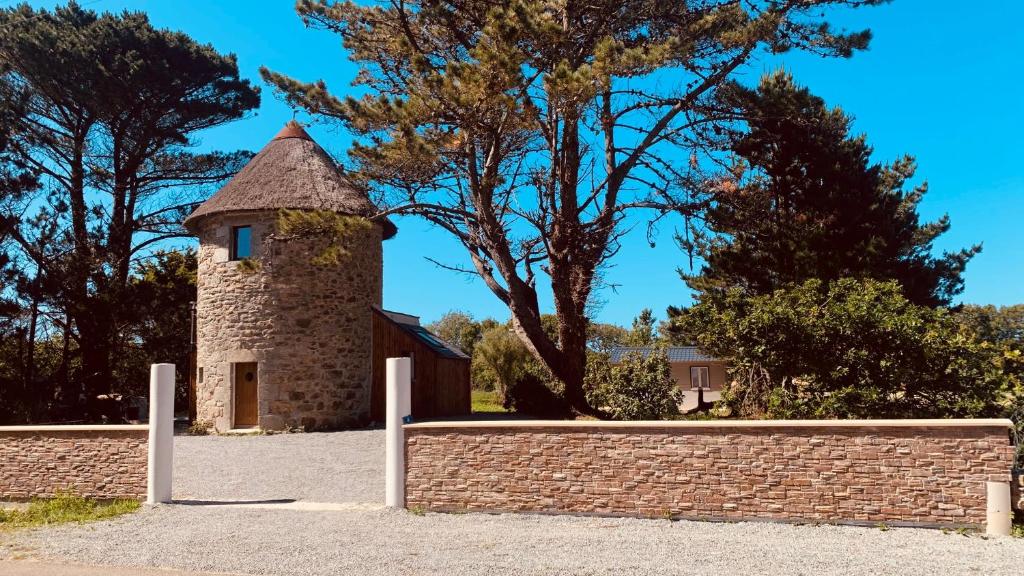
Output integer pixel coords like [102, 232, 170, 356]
[184, 121, 397, 239]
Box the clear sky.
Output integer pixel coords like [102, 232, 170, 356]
[25, 0, 1024, 327]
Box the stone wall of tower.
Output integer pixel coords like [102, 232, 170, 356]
[194, 210, 383, 431]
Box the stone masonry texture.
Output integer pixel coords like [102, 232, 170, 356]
[195, 211, 383, 432]
[0, 429, 147, 500]
[405, 424, 1015, 527]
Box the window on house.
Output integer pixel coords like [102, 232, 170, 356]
[690, 366, 710, 390]
[197, 367, 204, 384]
[230, 226, 252, 260]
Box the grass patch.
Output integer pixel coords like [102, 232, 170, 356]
[471, 389, 507, 414]
[0, 493, 140, 531]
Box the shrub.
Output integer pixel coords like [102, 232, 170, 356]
[1009, 394, 1024, 469]
[474, 326, 533, 403]
[585, 350, 680, 420]
[674, 278, 1011, 419]
[0, 493, 139, 530]
[504, 370, 570, 418]
[187, 419, 212, 436]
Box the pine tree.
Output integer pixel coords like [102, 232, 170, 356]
[263, 0, 884, 414]
[0, 75, 36, 318]
[0, 2, 259, 416]
[626, 309, 657, 347]
[681, 71, 978, 307]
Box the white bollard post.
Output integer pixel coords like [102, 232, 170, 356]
[385, 357, 412, 508]
[147, 363, 175, 504]
[986, 481, 1012, 536]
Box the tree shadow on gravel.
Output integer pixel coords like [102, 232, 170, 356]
[172, 499, 296, 506]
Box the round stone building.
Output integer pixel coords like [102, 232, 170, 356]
[184, 121, 397, 432]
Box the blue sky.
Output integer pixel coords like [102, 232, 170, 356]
[28, 0, 1023, 326]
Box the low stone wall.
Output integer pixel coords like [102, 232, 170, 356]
[405, 419, 1015, 528]
[0, 425, 149, 500]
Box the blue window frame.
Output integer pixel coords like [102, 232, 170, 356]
[230, 226, 252, 260]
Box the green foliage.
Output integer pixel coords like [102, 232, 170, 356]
[276, 209, 373, 267]
[235, 257, 262, 274]
[426, 311, 487, 360]
[679, 72, 977, 308]
[626, 309, 658, 347]
[0, 493, 140, 531]
[585, 350, 680, 420]
[425, 311, 503, 390]
[673, 278, 1010, 419]
[586, 321, 629, 354]
[0, 80, 37, 318]
[117, 249, 198, 406]
[473, 326, 534, 403]
[1009, 395, 1024, 470]
[955, 305, 1024, 466]
[187, 419, 213, 436]
[956, 304, 1024, 347]
[2, 248, 198, 423]
[470, 390, 508, 414]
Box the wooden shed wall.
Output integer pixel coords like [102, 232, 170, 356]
[371, 311, 471, 422]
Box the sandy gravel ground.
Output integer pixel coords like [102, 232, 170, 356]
[172, 430, 384, 504]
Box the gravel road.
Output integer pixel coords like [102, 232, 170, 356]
[173, 430, 384, 504]
[3, 430, 1023, 576]
[6, 505, 1024, 576]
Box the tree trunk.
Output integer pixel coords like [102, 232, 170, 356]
[506, 281, 597, 417]
[75, 310, 114, 418]
[23, 282, 39, 419]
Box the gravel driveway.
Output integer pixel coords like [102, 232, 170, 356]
[173, 430, 384, 504]
[6, 505, 1024, 575]
[3, 430, 1024, 575]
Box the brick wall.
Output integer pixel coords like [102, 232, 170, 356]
[0, 426, 148, 500]
[405, 420, 1015, 528]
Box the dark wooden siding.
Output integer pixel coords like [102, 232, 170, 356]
[371, 310, 471, 422]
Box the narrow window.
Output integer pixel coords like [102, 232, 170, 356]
[197, 367, 204, 383]
[230, 225, 252, 260]
[690, 366, 710, 390]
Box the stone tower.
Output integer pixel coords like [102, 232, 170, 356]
[184, 121, 397, 432]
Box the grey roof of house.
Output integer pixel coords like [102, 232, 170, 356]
[184, 121, 397, 239]
[608, 346, 719, 363]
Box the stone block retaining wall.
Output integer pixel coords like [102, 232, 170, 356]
[405, 420, 1015, 528]
[0, 425, 148, 500]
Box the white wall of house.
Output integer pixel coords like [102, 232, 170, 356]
[669, 361, 728, 412]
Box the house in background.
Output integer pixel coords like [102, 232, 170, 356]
[609, 346, 729, 413]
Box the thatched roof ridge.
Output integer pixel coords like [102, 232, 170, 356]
[184, 121, 397, 239]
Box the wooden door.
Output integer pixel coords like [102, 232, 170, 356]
[233, 362, 258, 427]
